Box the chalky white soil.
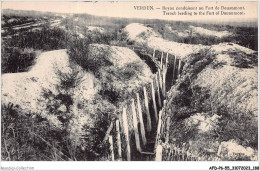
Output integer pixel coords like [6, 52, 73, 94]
[124, 22, 258, 160]
[2, 45, 153, 142]
[190, 26, 232, 38]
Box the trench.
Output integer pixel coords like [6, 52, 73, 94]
[128, 49, 161, 160]
[130, 48, 182, 160]
[106, 46, 185, 161]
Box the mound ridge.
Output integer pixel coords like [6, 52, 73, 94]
[2, 44, 153, 151]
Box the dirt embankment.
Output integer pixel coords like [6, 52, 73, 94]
[169, 47, 258, 161]
[2, 44, 154, 158]
[124, 23, 209, 60]
[124, 23, 258, 161]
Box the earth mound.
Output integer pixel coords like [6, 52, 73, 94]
[2, 44, 153, 157]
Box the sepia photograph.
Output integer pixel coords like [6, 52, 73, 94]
[0, 0, 258, 170]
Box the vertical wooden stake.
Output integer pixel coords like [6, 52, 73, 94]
[172, 56, 176, 83]
[164, 62, 168, 93]
[165, 116, 171, 144]
[151, 80, 158, 122]
[136, 93, 146, 145]
[165, 60, 168, 74]
[166, 53, 169, 68]
[131, 99, 141, 152]
[155, 145, 163, 161]
[162, 66, 166, 98]
[158, 69, 163, 90]
[163, 100, 167, 134]
[154, 110, 163, 151]
[160, 52, 163, 69]
[116, 120, 122, 161]
[152, 49, 155, 58]
[109, 135, 114, 161]
[155, 73, 162, 108]
[163, 100, 167, 111]
[178, 59, 182, 79]
[102, 122, 113, 143]
[122, 107, 131, 161]
[143, 87, 152, 132]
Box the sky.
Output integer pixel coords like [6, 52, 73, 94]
[1, 1, 258, 22]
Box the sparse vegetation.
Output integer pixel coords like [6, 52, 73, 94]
[228, 51, 258, 68]
[1, 104, 71, 161]
[67, 34, 113, 73]
[1, 8, 257, 162]
[1, 47, 36, 73]
[2, 24, 68, 73]
[167, 48, 257, 160]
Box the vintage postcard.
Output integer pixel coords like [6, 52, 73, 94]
[1, 1, 258, 170]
